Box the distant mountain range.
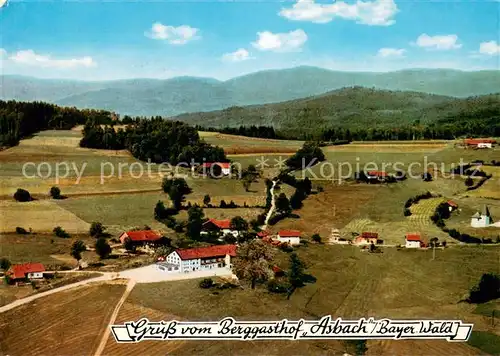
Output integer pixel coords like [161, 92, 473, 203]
[173, 87, 500, 132]
[1, 67, 500, 117]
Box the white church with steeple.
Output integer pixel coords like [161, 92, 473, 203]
[471, 205, 494, 228]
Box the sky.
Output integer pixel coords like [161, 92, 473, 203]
[0, 0, 499, 81]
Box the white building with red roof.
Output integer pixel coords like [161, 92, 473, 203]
[277, 230, 301, 245]
[405, 233, 423, 248]
[365, 170, 391, 182]
[160, 244, 237, 273]
[464, 138, 496, 149]
[6, 262, 45, 283]
[201, 219, 239, 237]
[199, 162, 231, 176]
[119, 230, 162, 245]
[354, 232, 381, 245]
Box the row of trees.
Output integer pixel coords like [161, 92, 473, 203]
[0, 100, 114, 147]
[200, 114, 500, 142]
[80, 118, 227, 164]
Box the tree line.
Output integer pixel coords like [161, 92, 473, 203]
[0, 100, 114, 147]
[200, 117, 500, 142]
[80, 118, 227, 164]
[195, 125, 285, 139]
[2, 98, 498, 150]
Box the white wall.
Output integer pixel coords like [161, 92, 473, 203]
[27, 272, 44, 279]
[405, 240, 421, 248]
[277, 236, 301, 245]
[222, 229, 239, 237]
[471, 216, 490, 228]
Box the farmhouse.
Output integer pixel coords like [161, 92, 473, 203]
[365, 171, 390, 183]
[159, 244, 237, 273]
[277, 230, 301, 245]
[199, 162, 231, 176]
[354, 232, 381, 245]
[119, 230, 162, 246]
[471, 205, 493, 228]
[201, 219, 239, 237]
[330, 228, 350, 245]
[447, 200, 458, 212]
[6, 263, 45, 284]
[405, 233, 423, 248]
[464, 139, 496, 149]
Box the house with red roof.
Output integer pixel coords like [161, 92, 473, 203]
[354, 232, 381, 245]
[464, 138, 496, 149]
[198, 162, 232, 177]
[447, 200, 458, 212]
[160, 244, 237, 273]
[277, 230, 301, 245]
[405, 233, 423, 248]
[201, 219, 239, 238]
[365, 171, 391, 183]
[119, 230, 162, 246]
[6, 263, 45, 284]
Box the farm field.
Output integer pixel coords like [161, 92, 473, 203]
[0, 272, 101, 307]
[199, 131, 303, 155]
[125, 244, 498, 355]
[1, 129, 499, 356]
[55, 177, 268, 235]
[0, 283, 126, 356]
[0, 199, 90, 233]
[0, 233, 97, 267]
[465, 166, 500, 199]
[270, 175, 471, 244]
[0, 130, 158, 197]
[270, 183, 380, 238]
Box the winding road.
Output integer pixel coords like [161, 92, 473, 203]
[262, 180, 277, 230]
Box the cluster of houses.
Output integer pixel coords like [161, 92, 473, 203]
[331, 231, 427, 249]
[113, 221, 303, 275]
[7, 200, 493, 284]
[154, 229, 302, 274]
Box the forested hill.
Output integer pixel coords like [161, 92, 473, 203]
[173, 87, 500, 135]
[2, 67, 500, 117]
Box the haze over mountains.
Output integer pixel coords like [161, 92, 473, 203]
[1, 67, 500, 118]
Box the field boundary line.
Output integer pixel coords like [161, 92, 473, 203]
[0, 188, 163, 201]
[94, 279, 136, 356]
